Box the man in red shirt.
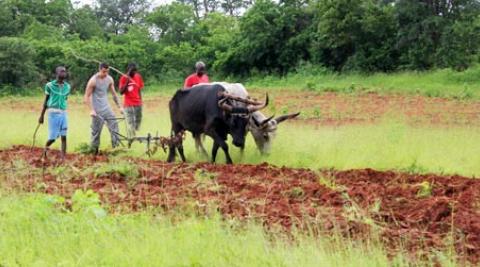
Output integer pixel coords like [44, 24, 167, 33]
[119, 63, 144, 137]
[184, 61, 210, 89]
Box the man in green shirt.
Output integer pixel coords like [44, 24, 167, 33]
[38, 66, 70, 162]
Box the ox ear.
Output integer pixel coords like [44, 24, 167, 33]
[260, 115, 274, 127]
[274, 112, 301, 124]
[251, 116, 261, 127]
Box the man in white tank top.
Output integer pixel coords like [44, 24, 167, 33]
[84, 63, 124, 154]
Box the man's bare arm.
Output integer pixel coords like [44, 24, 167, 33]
[109, 81, 122, 111]
[38, 94, 50, 124]
[84, 78, 96, 116]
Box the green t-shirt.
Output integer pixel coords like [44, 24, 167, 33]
[45, 80, 71, 110]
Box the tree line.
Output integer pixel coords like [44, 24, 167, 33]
[0, 0, 479, 91]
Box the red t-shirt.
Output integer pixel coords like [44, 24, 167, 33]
[119, 73, 144, 107]
[184, 73, 210, 89]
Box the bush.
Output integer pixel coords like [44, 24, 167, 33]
[0, 37, 39, 87]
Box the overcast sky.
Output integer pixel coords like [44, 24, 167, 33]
[73, 0, 173, 8]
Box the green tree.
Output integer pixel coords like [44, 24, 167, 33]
[155, 42, 198, 77]
[436, 17, 480, 70]
[43, 0, 73, 28]
[23, 21, 65, 40]
[343, 1, 398, 71]
[395, 0, 480, 69]
[110, 26, 160, 78]
[0, 0, 73, 37]
[216, 0, 282, 75]
[310, 0, 398, 72]
[216, 0, 312, 75]
[68, 6, 104, 40]
[0, 37, 38, 87]
[0, 1, 22, 36]
[220, 0, 251, 16]
[195, 12, 238, 68]
[178, 0, 202, 19]
[148, 3, 197, 44]
[95, 0, 151, 35]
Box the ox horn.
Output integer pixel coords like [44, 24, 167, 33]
[247, 93, 269, 113]
[274, 112, 301, 124]
[221, 92, 263, 106]
[218, 98, 233, 112]
[260, 115, 274, 127]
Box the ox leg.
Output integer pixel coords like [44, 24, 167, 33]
[208, 133, 232, 164]
[211, 140, 232, 164]
[211, 142, 220, 163]
[221, 142, 233, 164]
[239, 146, 245, 161]
[205, 121, 232, 164]
[167, 142, 176, 163]
[194, 134, 209, 159]
[177, 143, 186, 162]
[167, 126, 186, 163]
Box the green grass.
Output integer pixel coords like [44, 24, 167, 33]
[3, 96, 480, 177]
[245, 65, 480, 100]
[0, 191, 454, 267]
[5, 65, 480, 100]
[252, 121, 480, 177]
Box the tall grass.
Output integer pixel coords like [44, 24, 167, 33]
[5, 65, 480, 99]
[245, 65, 480, 100]
[0, 192, 450, 267]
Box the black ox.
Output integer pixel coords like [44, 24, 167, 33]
[167, 84, 268, 164]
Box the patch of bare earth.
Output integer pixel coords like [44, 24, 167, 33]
[262, 91, 480, 126]
[4, 92, 480, 127]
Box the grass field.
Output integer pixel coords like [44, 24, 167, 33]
[2, 191, 433, 267]
[1, 82, 479, 266]
[2, 95, 480, 177]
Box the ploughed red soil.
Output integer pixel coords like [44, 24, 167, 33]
[1, 146, 480, 263]
[144, 91, 480, 126]
[5, 91, 480, 127]
[265, 91, 480, 126]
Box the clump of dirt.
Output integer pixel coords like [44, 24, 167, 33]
[1, 145, 480, 264]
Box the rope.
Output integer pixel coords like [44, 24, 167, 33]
[65, 48, 139, 86]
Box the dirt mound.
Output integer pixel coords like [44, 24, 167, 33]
[1, 145, 479, 263]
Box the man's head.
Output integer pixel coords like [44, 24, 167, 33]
[127, 63, 137, 77]
[56, 66, 67, 81]
[98, 62, 109, 78]
[195, 61, 206, 76]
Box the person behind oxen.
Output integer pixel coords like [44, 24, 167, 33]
[119, 63, 144, 138]
[38, 66, 70, 162]
[84, 62, 123, 154]
[183, 61, 209, 89]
